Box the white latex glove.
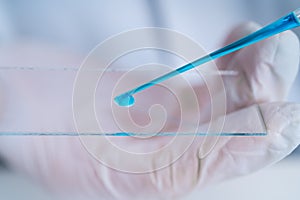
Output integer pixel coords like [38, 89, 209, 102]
[0, 22, 299, 200]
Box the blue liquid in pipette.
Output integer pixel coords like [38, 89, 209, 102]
[115, 11, 300, 107]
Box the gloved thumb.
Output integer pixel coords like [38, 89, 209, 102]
[196, 102, 300, 187]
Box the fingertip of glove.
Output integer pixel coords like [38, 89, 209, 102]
[224, 21, 262, 45]
[238, 21, 261, 33]
[279, 29, 299, 43]
[276, 30, 300, 57]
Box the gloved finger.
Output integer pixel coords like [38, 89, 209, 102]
[217, 22, 300, 112]
[196, 102, 300, 187]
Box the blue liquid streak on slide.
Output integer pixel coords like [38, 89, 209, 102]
[0, 132, 267, 136]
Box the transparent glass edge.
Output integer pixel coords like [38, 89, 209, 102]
[0, 132, 267, 136]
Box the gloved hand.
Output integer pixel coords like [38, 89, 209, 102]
[0, 22, 299, 200]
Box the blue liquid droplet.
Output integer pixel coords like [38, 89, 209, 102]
[114, 94, 135, 107]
